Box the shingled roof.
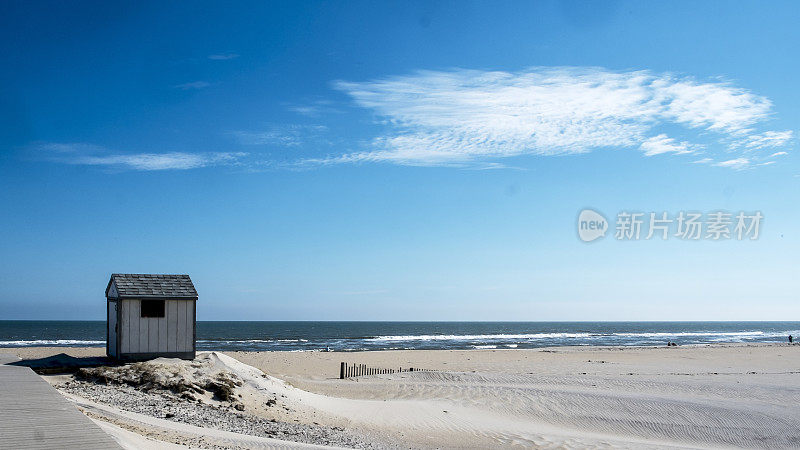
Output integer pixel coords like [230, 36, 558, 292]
[106, 274, 197, 299]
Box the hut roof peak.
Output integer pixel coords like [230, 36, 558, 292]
[106, 273, 197, 299]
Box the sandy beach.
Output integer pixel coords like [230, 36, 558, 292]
[5, 344, 800, 449]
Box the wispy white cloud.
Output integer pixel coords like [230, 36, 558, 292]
[715, 158, 750, 170]
[287, 100, 342, 117]
[231, 125, 329, 147]
[639, 134, 696, 156]
[74, 152, 243, 170]
[37, 143, 245, 171]
[770, 151, 788, 157]
[37, 142, 103, 154]
[737, 130, 793, 150]
[315, 67, 792, 168]
[208, 53, 239, 60]
[174, 81, 211, 90]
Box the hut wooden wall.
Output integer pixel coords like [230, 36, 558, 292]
[119, 299, 194, 354]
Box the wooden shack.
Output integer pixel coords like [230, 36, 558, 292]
[106, 273, 197, 360]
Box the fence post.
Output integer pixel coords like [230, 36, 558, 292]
[340, 362, 345, 379]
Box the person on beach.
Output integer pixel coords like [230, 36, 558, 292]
[790, 335, 793, 343]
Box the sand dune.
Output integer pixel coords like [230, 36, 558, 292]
[227, 345, 800, 448]
[10, 344, 800, 448]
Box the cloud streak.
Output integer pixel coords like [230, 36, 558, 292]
[208, 53, 239, 60]
[639, 134, 695, 156]
[715, 158, 750, 170]
[74, 152, 243, 170]
[174, 81, 211, 90]
[231, 125, 329, 147]
[738, 130, 793, 150]
[37, 143, 245, 171]
[316, 67, 792, 168]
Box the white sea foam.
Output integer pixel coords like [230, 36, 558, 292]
[0, 339, 104, 346]
[368, 330, 793, 343]
[369, 333, 594, 341]
[3, 331, 793, 350]
[197, 339, 309, 344]
[614, 331, 767, 337]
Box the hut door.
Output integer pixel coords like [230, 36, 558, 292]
[108, 301, 117, 357]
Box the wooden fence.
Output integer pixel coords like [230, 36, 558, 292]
[339, 362, 433, 379]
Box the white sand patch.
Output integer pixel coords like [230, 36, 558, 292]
[224, 345, 800, 448]
[92, 418, 188, 450]
[209, 351, 765, 448]
[18, 344, 800, 448]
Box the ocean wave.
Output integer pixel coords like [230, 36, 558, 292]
[4, 327, 795, 351]
[368, 330, 793, 342]
[0, 339, 105, 347]
[197, 339, 309, 343]
[369, 333, 594, 341]
[614, 331, 768, 337]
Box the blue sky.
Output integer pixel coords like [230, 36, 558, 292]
[1, 1, 798, 320]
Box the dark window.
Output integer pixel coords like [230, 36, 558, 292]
[141, 300, 165, 318]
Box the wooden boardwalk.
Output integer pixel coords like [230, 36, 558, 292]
[0, 354, 122, 449]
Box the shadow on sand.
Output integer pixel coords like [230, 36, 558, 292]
[9, 353, 119, 374]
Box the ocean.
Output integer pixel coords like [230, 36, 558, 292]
[1, 321, 798, 351]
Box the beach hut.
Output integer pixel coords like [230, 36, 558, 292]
[106, 273, 197, 360]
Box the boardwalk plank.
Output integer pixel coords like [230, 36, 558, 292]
[0, 360, 122, 450]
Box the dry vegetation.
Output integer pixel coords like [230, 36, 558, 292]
[76, 359, 245, 408]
